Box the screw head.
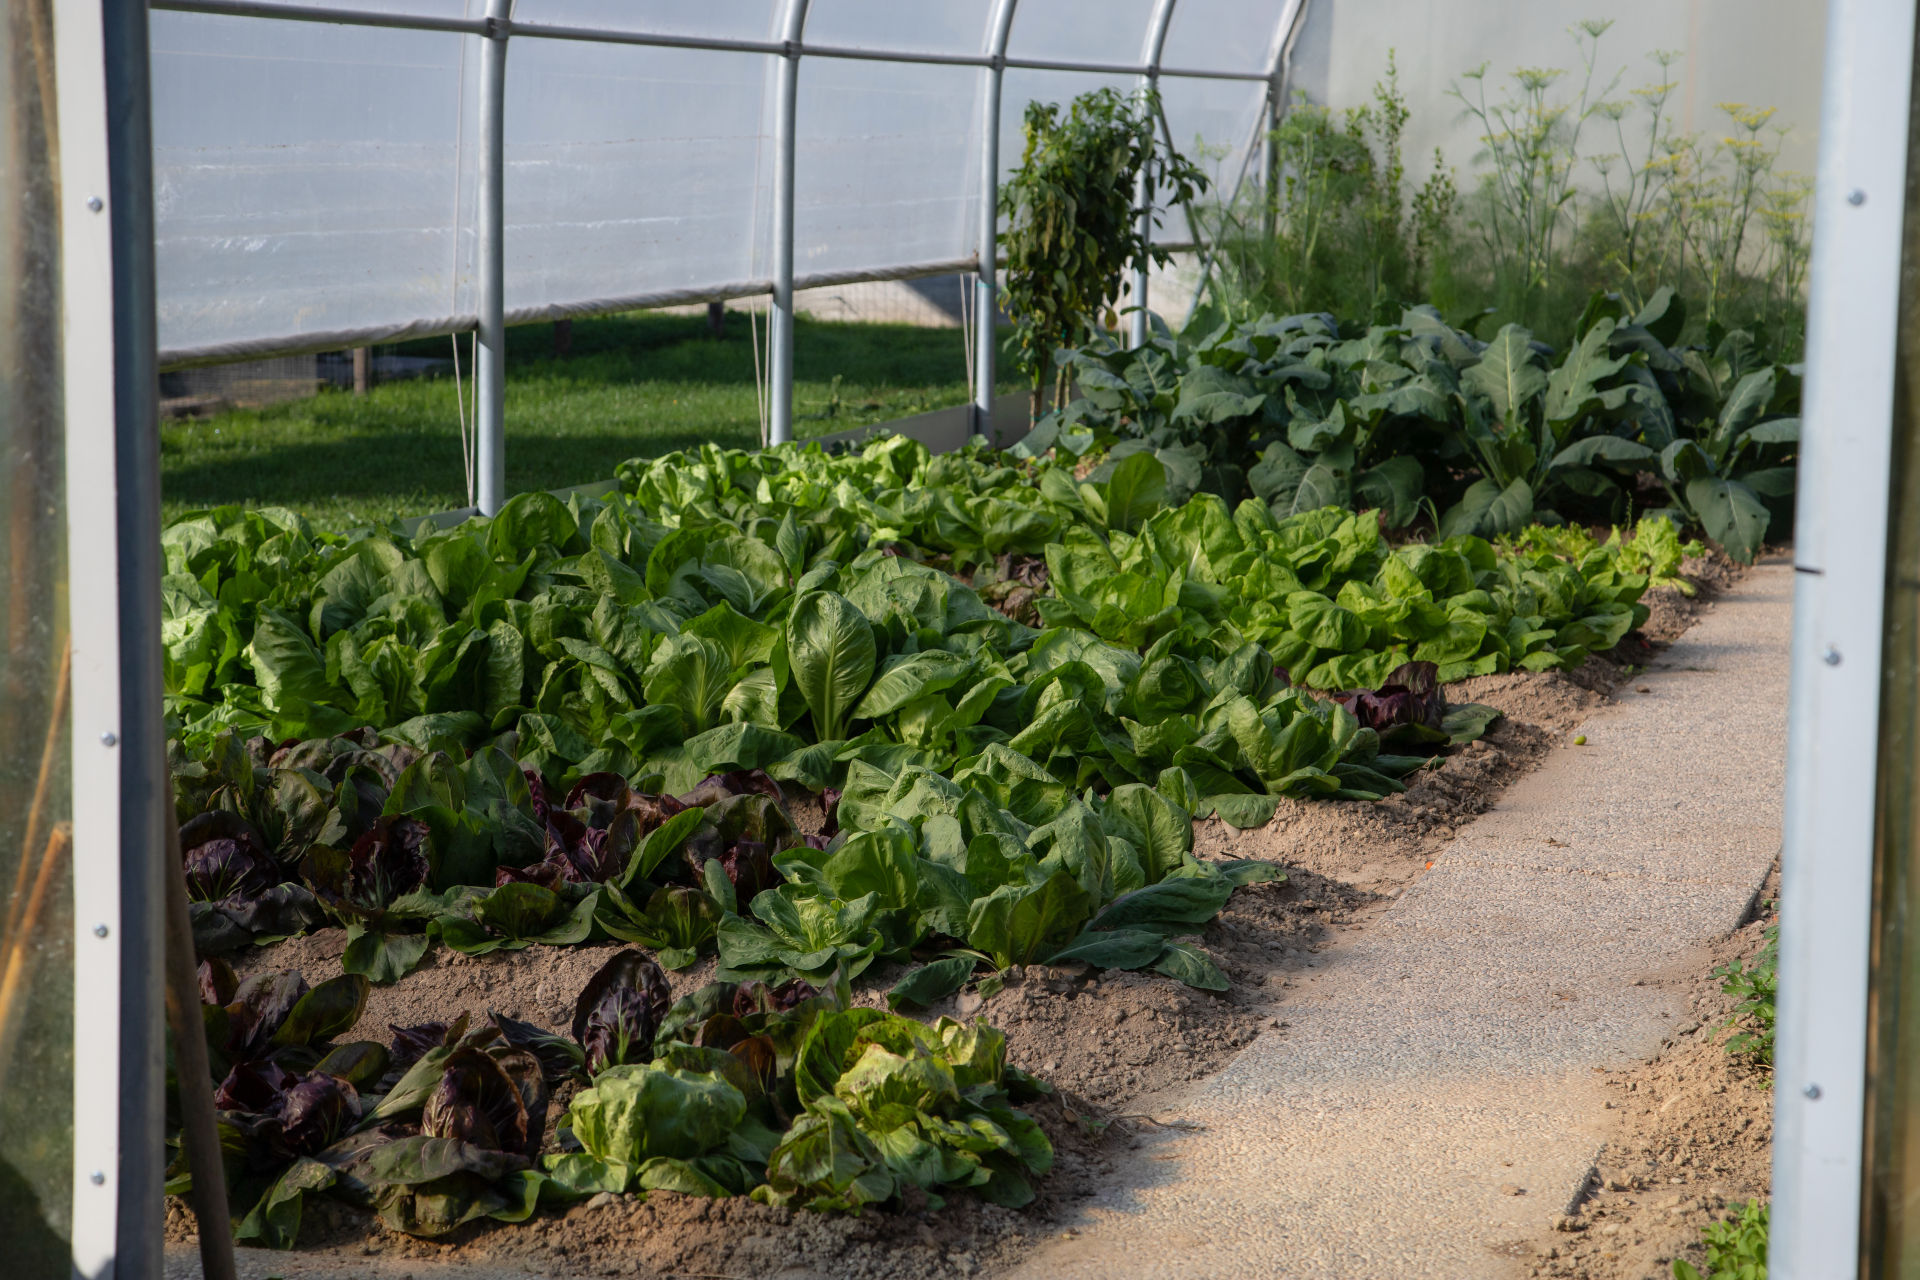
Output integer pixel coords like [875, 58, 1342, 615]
[1848, 189, 1867, 206]
[1823, 646, 1843, 667]
[86, 196, 103, 213]
[1804, 1082, 1823, 1100]
[92, 923, 108, 938]
[99, 730, 117, 747]
[89, 1170, 105, 1186]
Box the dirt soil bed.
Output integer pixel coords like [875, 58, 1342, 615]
[1527, 865, 1777, 1280]
[172, 564, 1746, 1280]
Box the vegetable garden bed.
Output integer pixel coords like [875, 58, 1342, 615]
[158, 419, 1744, 1279]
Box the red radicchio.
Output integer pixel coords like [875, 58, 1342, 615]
[1330, 661, 1448, 749]
[571, 950, 673, 1075]
[179, 812, 283, 905]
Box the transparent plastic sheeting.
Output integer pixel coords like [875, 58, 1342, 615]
[151, 13, 481, 350]
[0, 0, 75, 1273]
[149, 0, 1295, 360]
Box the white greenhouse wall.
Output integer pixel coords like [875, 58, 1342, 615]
[1292, 0, 1829, 191]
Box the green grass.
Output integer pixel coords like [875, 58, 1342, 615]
[161, 311, 1022, 532]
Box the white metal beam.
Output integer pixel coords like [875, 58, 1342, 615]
[1770, 0, 1917, 1272]
[1128, 0, 1178, 349]
[972, 0, 1019, 442]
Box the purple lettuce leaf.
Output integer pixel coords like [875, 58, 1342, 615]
[570, 950, 672, 1075]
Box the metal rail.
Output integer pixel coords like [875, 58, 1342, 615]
[153, 244, 1201, 371]
[148, 1, 1276, 83]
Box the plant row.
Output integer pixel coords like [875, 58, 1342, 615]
[1027, 289, 1796, 563]
[182, 950, 1054, 1247]
[165, 439, 1674, 996]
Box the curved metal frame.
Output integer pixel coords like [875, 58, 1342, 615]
[767, 0, 811, 447]
[475, 0, 512, 512]
[145, 0, 1308, 474]
[1127, 0, 1178, 348]
[972, 0, 1020, 442]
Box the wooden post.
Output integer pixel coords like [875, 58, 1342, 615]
[351, 345, 369, 395]
[707, 300, 725, 338]
[554, 318, 573, 358]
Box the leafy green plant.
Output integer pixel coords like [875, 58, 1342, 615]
[999, 87, 1208, 421]
[195, 955, 1059, 1245]
[1715, 922, 1778, 1069]
[1036, 286, 1796, 560]
[1197, 53, 1457, 326]
[1193, 36, 1811, 355]
[1450, 20, 1620, 309]
[165, 429, 1672, 1018]
[1673, 1199, 1769, 1280]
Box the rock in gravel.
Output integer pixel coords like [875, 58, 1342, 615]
[586, 1192, 616, 1211]
[1500, 1183, 1524, 1196]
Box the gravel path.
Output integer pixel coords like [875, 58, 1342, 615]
[1001, 562, 1791, 1280]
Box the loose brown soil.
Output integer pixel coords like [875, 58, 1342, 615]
[1527, 865, 1777, 1280]
[171, 564, 1749, 1279]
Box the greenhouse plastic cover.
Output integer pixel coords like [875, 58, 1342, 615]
[149, 0, 1287, 361]
[148, 0, 1827, 363]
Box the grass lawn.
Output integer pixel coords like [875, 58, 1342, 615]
[160, 311, 1023, 531]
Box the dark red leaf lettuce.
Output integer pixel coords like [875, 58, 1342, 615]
[570, 950, 672, 1075]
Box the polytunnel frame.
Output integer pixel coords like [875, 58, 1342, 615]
[1773, 0, 1919, 1273]
[44, 0, 172, 1275]
[149, 0, 1313, 512]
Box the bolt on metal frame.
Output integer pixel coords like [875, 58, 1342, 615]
[148, 0, 1303, 510]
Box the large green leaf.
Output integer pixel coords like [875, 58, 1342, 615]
[1544, 318, 1628, 425]
[966, 870, 1093, 969]
[1464, 325, 1549, 423]
[1552, 436, 1656, 469]
[885, 955, 979, 1011]
[248, 609, 338, 715]
[786, 592, 877, 742]
[1100, 451, 1169, 534]
[1439, 477, 1534, 538]
[1684, 476, 1770, 564]
[1354, 456, 1424, 528]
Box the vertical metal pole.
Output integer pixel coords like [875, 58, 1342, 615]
[475, 0, 511, 513]
[768, 0, 810, 447]
[55, 0, 170, 1271]
[974, 0, 1019, 444]
[1261, 3, 1308, 258]
[1262, 80, 1280, 244]
[1128, 0, 1177, 349]
[1769, 0, 1914, 1272]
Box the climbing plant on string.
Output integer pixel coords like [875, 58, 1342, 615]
[999, 87, 1209, 423]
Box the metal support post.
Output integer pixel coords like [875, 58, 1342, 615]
[768, 0, 810, 447]
[1260, 2, 1309, 254]
[1768, 0, 1915, 1272]
[1261, 79, 1280, 244]
[973, 0, 1019, 442]
[475, 0, 510, 513]
[1128, 0, 1177, 348]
